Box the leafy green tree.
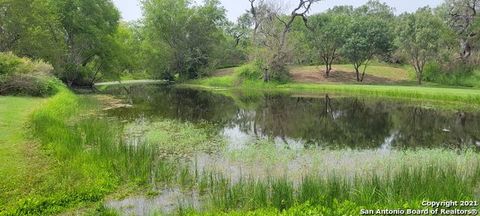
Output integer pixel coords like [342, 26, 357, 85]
[342, 15, 393, 82]
[306, 13, 348, 77]
[51, 0, 120, 86]
[0, 0, 34, 52]
[113, 22, 146, 76]
[0, 0, 63, 64]
[396, 7, 446, 85]
[142, 0, 227, 80]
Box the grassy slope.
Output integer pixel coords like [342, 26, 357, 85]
[187, 64, 480, 107]
[0, 88, 226, 215]
[291, 64, 414, 82]
[0, 97, 48, 211]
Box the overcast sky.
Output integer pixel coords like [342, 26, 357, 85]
[112, 0, 443, 22]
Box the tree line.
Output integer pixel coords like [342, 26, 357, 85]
[0, 0, 479, 86]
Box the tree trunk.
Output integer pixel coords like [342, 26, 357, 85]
[263, 68, 270, 82]
[354, 65, 361, 82]
[417, 72, 423, 85]
[460, 38, 472, 61]
[325, 64, 330, 77]
[360, 68, 367, 82]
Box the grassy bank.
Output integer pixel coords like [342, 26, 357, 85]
[1, 89, 121, 215]
[185, 65, 480, 107]
[0, 88, 225, 215]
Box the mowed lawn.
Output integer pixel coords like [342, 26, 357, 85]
[0, 97, 48, 210]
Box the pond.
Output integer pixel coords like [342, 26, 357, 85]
[103, 84, 480, 151]
[98, 84, 480, 215]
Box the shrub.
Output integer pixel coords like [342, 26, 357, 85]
[423, 61, 480, 87]
[0, 52, 61, 96]
[236, 62, 263, 80]
[0, 74, 63, 97]
[0, 52, 24, 75]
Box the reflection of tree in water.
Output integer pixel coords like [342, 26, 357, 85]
[104, 86, 480, 150]
[246, 94, 392, 149]
[391, 107, 480, 150]
[105, 85, 238, 128]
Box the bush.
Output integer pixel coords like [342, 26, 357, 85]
[0, 52, 62, 96]
[236, 62, 263, 80]
[423, 61, 480, 87]
[0, 74, 63, 97]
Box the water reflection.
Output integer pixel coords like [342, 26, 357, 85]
[103, 85, 480, 150]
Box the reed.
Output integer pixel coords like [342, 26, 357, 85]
[182, 150, 480, 215]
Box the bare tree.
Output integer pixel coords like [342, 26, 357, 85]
[276, 0, 317, 51]
[447, 0, 479, 60]
[248, 0, 320, 82]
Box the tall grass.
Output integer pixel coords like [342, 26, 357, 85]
[11, 88, 229, 215]
[181, 162, 480, 215]
[7, 88, 175, 215]
[175, 148, 480, 215]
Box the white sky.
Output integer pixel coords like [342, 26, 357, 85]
[112, 0, 443, 22]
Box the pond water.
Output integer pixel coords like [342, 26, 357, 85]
[100, 84, 480, 214]
[102, 84, 480, 151]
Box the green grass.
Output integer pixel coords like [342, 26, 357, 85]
[0, 89, 156, 214]
[178, 149, 480, 215]
[186, 65, 480, 107]
[0, 88, 228, 215]
[0, 97, 46, 212]
[291, 64, 414, 81]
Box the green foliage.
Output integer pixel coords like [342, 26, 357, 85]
[305, 11, 349, 75]
[52, 0, 121, 85]
[236, 63, 263, 80]
[0, 52, 52, 75]
[0, 73, 63, 97]
[0, 0, 122, 86]
[142, 0, 228, 80]
[395, 7, 447, 84]
[424, 62, 480, 87]
[0, 52, 62, 96]
[341, 13, 394, 81]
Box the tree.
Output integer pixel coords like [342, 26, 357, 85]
[0, 0, 34, 52]
[226, 13, 253, 48]
[306, 13, 348, 77]
[0, 0, 64, 64]
[114, 22, 148, 74]
[444, 0, 479, 60]
[249, 0, 320, 82]
[396, 7, 445, 85]
[142, 0, 227, 80]
[342, 15, 393, 82]
[50, 0, 121, 86]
